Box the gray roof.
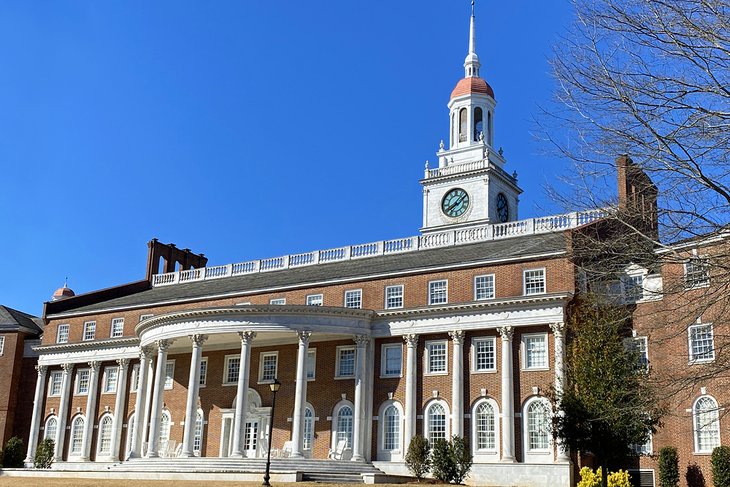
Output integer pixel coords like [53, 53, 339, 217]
[0, 305, 44, 334]
[50, 232, 569, 316]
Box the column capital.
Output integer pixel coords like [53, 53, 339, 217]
[156, 339, 174, 351]
[549, 322, 566, 336]
[117, 358, 131, 369]
[297, 330, 312, 345]
[61, 363, 74, 374]
[448, 330, 465, 344]
[497, 326, 514, 341]
[35, 364, 48, 375]
[189, 334, 209, 347]
[403, 333, 419, 347]
[238, 331, 257, 344]
[353, 334, 369, 348]
[88, 360, 101, 372]
[141, 345, 155, 360]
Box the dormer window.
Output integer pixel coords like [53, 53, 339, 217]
[474, 107, 483, 142]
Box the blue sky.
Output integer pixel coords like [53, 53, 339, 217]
[0, 1, 575, 316]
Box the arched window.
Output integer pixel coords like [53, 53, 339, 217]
[303, 406, 314, 451]
[70, 416, 85, 455]
[474, 400, 497, 452]
[126, 413, 135, 457]
[458, 108, 467, 143]
[694, 395, 720, 453]
[194, 409, 204, 455]
[425, 401, 449, 443]
[159, 410, 172, 445]
[336, 406, 353, 448]
[525, 399, 551, 452]
[474, 107, 483, 142]
[97, 414, 114, 456]
[44, 416, 58, 441]
[383, 405, 401, 451]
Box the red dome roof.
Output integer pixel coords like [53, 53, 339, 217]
[52, 285, 75, 301]
[450, 77, 494, 100]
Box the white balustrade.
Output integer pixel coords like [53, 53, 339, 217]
[425, 159, 489, 179]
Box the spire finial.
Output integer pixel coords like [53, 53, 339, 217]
[464, 1, 480, 77]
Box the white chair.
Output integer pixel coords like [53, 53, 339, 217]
[281, 441, 293, 458]
[328, 439, 347, 460]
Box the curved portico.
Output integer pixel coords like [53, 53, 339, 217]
[135, 305, 375, 461]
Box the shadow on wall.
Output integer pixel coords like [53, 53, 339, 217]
[686, 463, 706, 487]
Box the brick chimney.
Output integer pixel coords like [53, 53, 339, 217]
[145, 239, 208, 281]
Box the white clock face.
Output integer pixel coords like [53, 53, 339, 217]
[442, 188, 470, 217]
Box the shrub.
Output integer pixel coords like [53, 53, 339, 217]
[712, 446, 730, 487]
[405, 435, 431, 481]
[658, 446, 680, 487]
[2, 437, 24, 468]
[431, 438, 455, 482]
[686, 463, 706, 487]
[450, 436, 473, 484]
[577, 467, 632, 487]
[34, 438, 54, 469]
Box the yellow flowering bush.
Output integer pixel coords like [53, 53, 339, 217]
[577, 467, 632, 487]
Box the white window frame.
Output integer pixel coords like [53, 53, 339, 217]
[523, 268, 546, 296]
[83, 321, 96, 341]
[139, 314, 153, 322]
[164, 360, 175, 390]
[336, 345, 356, 379]
[131, 364, 140, 392]
[258, 351, 279, 383]
[269, 298, 286, 305]
[622, 272, 645, 302]
[102, 366, 119, 394]
[56, 324, 70, 344]
[223, 354, 241, 385]
[0, 336, 4, 356]
[331, 400, 355, 451]
[471, 337, 497, 373]
[44, 415, 58, 441]
[628, 336, 649, 372]
[75, 368, 91, 395]
[378, 400, 404, 459]
[344, 289, 362, 309]
[630, 431, 653, 456]
[425, 340, 448, 375]
[384, 285, 404, 310]
[423, 400, 450, 443]
[199, 357, 208, 387]
[522, 333, 549, 371]
[69, 415, 85, 456]
[49, 371, 63, 396]
[474, 274, 495, 301]
[96, 413, 114, 457]
[194, 408, 204, 455]
[693, 395, 721, 454]
[381, 343, 403, 378]
[110, 317, 125, 338]
[523, 397, 553, 458]
[685, 255, 710, 289]
[303, 404, 315, 451]
[689, 322, 715, 363]
[306, 294, 323, 306]
[472, 398, 500, 459]
[306, 348, 316, 380]
[428, 280, 448, 305]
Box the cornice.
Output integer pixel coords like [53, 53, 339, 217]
[34, 337, 139, 353]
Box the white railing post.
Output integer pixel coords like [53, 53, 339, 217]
[344, 246, 352, 260]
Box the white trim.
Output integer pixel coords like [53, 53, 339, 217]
[331, 399, 355, 456]
[257, 351, 279, 383]
[380, 343, 403, 378]
[471, 397, 500, 461]
[269, 298, 286, 305]
[424, 340, 448, 375]
[688, 322, 715, 364]
[384, 285, 404, 310]
[56, 324, 70, 344]
[521, 332, 549, 371]
[306, 294, 324, 306]
[110, 317, 125, 338]
[199, 357, 208, 387]
[48, 370, 63, 396]
[523, 268, 546, 296]
[344, 289, 363, 309]
[522, 396, 553, 462]
[423, 399, 451, 443]
[223, 354, 241, 385]
[335, 345, 356, 379]
[377, 400, 404, 461]
[164, 360, 175, 390]
[102, 365, 119, 394]
[428, 279, 449, 306]
[693, 394, 721, 454]
[83, 321, 96, 341]
[74, 368, 91, 396]
[306, 348, 316, 381]
[474, 274, 495, 301]
[68, 414, 86, 457]
[96, 413, 115, 457]
[139, 314, 154, 322]
[471, 336, 497, 373]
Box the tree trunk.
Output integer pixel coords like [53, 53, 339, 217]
[601, 462, 608, 487]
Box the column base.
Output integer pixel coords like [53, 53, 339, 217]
[500, 457, 516, 463]
[289, 452, 304, 459]
[351, 454, 365, 462]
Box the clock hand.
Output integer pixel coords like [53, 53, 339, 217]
[447, 195, 466, 212]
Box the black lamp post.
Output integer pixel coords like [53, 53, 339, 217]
[262, 378, 281, 487]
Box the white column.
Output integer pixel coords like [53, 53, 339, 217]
[351, 335, 368, 462]
[403, 334, 419, 451]
[181, 334, 208, 457]
[147, 339, 173, 458]
[290, 330, 311, 459]
[449, 330, 465, 438]
[141, 353, 155, 451]
[110, 358, 130, 461]
[231, 331, 256, 458]
[130, 346, 153, 458]
[550, 322, 570, 463]
[54, 363, 74, 461]
[498, 326, 515, 462]
[24, 365, 48, 463]
[81, 361, 101, 460]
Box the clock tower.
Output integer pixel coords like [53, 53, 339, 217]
[420, 2, 522, 234]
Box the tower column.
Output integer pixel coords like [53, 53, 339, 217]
[449, 330, 465, 437]
[351, 335, 368, 462]
[551, 322, 570, 463]
[181, 334, 208, 457]
[130, 347, 153, 458]
[24, 365, 48, 464]
[231, 331, 256, 458]
[54, 363, 74, 461]
[498, 326, 515, 462]
[110, 358, 130, 461]
[147, 339, 174, 458]
[291, 331, 312, 459]
[80, 361, 101, 460]
[403, 334, 419, 450]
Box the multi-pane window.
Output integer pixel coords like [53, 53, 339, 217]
[110, 318, 125, 338]
[523, 269, 546, 295]
[694, 396, 721, 453]
[383, 405, 401, 451]
[131, 364, 140, 392]
[474, 274, 495, 300]
[98, 415, 113, 455]
[194, 410, 204, 454]
[164, 361, 175, 389]
[337, 347, 356, 378]
[336, 406, 354, 448]
[259, 352, 278, 382]
[0, 336, 5, 356]
[523, 334, 548, 369]
[527, 400, 551, 451]
[139, 314, 153, 322]
[306, 349, 316, 380]
[57, 324, 70, 344]
[382, 344, 402, 377]
[427, 403, 447, 442]
[244, 421, 258, 452]
[475, 402, 496, 451]
[429, 280, 448, 305]
[49, 371, 63, 396]
[630, 432, 653, 456]
[83, 321, 96, 341]
[629, 337, 649, 371]
[76, 369, 90, 395]
[306, 294, 323, 306]
[303, 407, 314, 450]
[70, 416, 85, 455]
[199, 358, 208, 386]
[159, 411, 171, 445]
[689, 323, 715, 362]
[472, 337, 496, 372]
[270, 298, 286, 305]
[44, 416, 57, 440]
[624, 274, 644, 301]
[344, 290, 362, 309]
[385, 285, 404, 309]
[426, 341, 447, 374]
[103, 366, 119, 393]
[225, 356, 240, 384]
[685, 257, 710, 288]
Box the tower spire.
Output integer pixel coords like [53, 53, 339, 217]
[464, 0, 481, 78]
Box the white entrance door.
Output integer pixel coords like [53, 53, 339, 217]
[244, 420, 259, 458]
